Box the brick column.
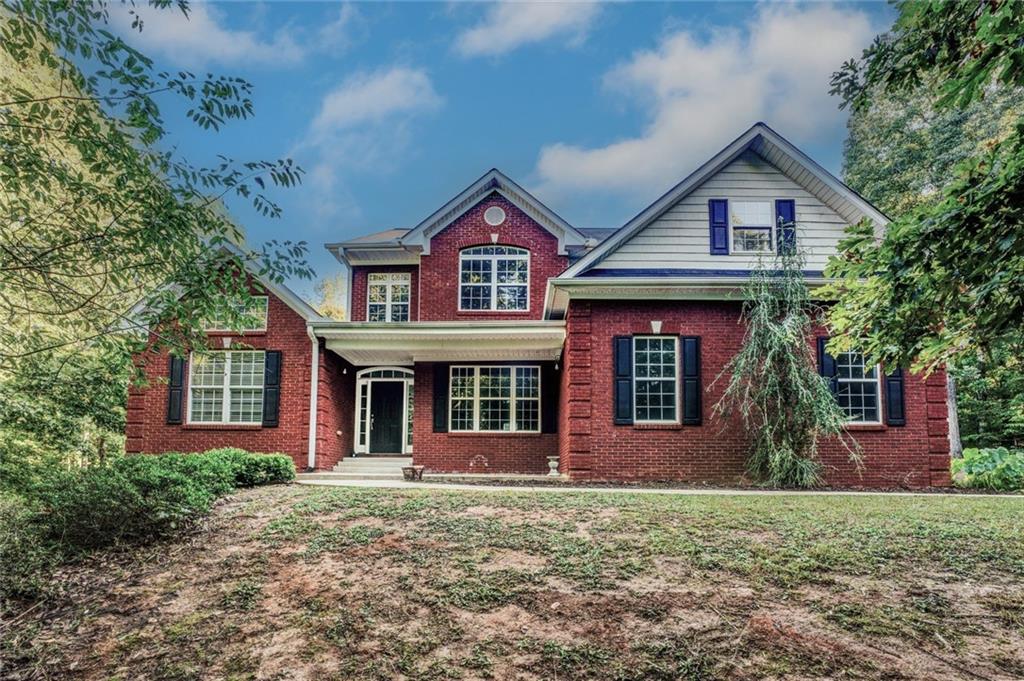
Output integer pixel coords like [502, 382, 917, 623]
[925, 369, 952, 487]
[562, 302, 594, 478]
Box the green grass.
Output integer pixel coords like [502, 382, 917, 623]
[3, 485, 1023, 680]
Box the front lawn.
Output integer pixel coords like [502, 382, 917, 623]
[3, 485, 1023, 680]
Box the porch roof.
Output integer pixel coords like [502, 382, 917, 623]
[309, 321, 566, 366]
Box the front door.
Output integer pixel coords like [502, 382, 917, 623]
[369, 381, 404, 453]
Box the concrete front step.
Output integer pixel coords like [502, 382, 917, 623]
[300, 472, 406, 481]
[330, 456, 412, 478]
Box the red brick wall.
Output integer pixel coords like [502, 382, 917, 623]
[411, 363, 555, 474]
[315, 343, 355, 470]
[560, 300, 951, 488]
[349, 265, 419, 322]
[417, 193, 568, 321]
[125, 291, 315, 470]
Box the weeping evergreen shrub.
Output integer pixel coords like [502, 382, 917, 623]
[714, 247, 859, 487]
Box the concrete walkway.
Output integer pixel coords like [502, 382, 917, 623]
[294, 476, 1023, 499]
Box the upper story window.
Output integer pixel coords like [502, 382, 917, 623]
[459, 246, 529, 311]
[834, 351, 881, 423]
[204, 296, 268, 332]
[367, 273, 411, 322]
[729, 201, 773, 254]
[634, 336, 678, 423]
[188, 350, 265, 424]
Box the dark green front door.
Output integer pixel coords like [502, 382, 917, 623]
[369, 381, 404, 453]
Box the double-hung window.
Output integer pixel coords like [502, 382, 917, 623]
[729, 201, 774, 254]
[459, 246, 529, 311]
[834, 351, 881, 423]
[449, 365, 540, 432]
[634, 336, 678, 423]
[204, 296, 269, 332]
[188, 350, 265, 424]
[367, 273, 411, 322]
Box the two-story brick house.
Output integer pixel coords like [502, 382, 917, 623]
[126, 123, 952, 487]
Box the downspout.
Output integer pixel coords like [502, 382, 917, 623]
[306, 325, 320, 471]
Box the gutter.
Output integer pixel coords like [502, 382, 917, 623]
[305, 325, 320, 471]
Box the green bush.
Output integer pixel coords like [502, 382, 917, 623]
[952, 447, 1024, 491]
[30, 456, 218, 553]
[0, 448, 294, 600]
[204, 447, 296, 486]
[0, 493, 55, 599]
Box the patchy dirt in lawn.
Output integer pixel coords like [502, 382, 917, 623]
[3, 484, 1023, 680]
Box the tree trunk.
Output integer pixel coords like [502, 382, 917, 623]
[947, 372, 963, 458]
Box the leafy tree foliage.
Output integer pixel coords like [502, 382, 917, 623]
[825, 0, 1024, 371]
[0, 0, 313, 380]
[714, 248, 857, 487]
[315, 272, 347, 320]
[843, 82, 1023, 217]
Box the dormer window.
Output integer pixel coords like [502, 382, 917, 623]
[730, 201, 774, 253]
[367, 273, 411, 322]
[459, 246, 529, 311]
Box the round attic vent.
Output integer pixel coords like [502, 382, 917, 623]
[483, 206, 506, 226]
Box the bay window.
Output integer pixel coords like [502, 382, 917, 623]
[188, 350, 265, 424]
[459, 246, 529, 311]
[449, 365, 540, 432]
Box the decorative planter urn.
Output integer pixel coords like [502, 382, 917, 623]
[547, 456, 560, 477]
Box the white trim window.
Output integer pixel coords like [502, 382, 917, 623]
[729, 201, 774, 254]
[834, 352, 881, 423]
[459, 246, 529, 311]
[204, 296, 269, 332]
[449, 365, 540, 432]
[188, 350, 265, 424]
[367, 273, 411, 322]
[634, 336, 678, 423]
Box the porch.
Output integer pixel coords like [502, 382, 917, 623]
[311, 320, 566, 473]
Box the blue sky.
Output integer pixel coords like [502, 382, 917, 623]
[110, 1, 893, 298]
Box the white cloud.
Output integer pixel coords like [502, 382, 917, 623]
[311, 67, 443, 133]
[109, 2, 304, 68]
[316, 3, 367, 55]
[533, 3, 877, 198]
[456, 2, 600, 57]
[298, 67, 443, 227]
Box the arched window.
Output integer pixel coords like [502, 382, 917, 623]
[459, 245, 529, 311]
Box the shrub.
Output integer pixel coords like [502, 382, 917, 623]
[1, 448, 294, 599]
[29, 457, 218, 554]
[0, 493, 55, 599]
[204, 448, 296, 486]
[952, 447, 1024, 491]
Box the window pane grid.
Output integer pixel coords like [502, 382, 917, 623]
[188, 351, 265, 424]
[459, 247, 529, 311]
[366, 273, 410, 322]
[729, 200, 774, 254]
[634, 337, 678, 422]
[835, 352, 880, 422]
[448, 365, 541, 432]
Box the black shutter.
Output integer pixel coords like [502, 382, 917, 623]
[613, 336, 633, 425]
[433, 363, 449, 432]
[884, 368, 906, 426]
[166, 355, 186, 424]
[262, 350, 282, 427]
[681, 336, 702, 425]
[776, 199, 796, 254]
[541, 362, 559, 434]
[709, 199, 729, 255]
[817, 337, 838, 394]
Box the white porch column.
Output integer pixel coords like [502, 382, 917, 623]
[306, 326, 320, 470]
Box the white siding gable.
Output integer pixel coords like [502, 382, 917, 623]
[597, 151, 851, 272]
